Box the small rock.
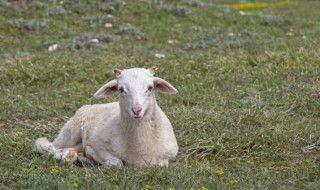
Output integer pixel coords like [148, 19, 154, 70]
[48, 44, 58, 52]
[90, 38, 99, 43]
[167, 40, 177, 44]
[286, 32, 294, 36]
[155, 53, 165, 58]
[239, 11, 246, 15]
[104, 23, 113, 28]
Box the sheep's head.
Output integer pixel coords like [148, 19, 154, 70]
[94, 67, 177, 119]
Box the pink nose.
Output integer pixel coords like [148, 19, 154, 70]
[132, 106, 142, 116]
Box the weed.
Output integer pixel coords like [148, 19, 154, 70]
[1, 0, 320, 189]
[0, 0, 14, 8]
[98, 0, 122, 13]
[63, 0, 88, 14]
[48, 6, 66, 16]
[181, 0, 206, 8]
[32, 1, 48, 9]
[184, 27, 222, 49]
[259, 14, 299, 26]
[52, 32, 120, 51]
[9, 18, 48, 31]
[155, 5, 192, 17]
[84, 15, 116, 27]
[116, 24, 147, 40]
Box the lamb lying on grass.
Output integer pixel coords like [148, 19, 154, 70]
[34, 67, 179, 167]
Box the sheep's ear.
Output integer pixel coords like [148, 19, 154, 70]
[153, 77, 178, 94]
[94, 80, 118, 98]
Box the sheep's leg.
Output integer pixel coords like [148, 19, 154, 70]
[35, 118, 82, 163]
[55, 147, 78, 163]
[34, 138, 78, 163]
[157, 159, 169, 167]
[77, 153, 96, 165]
[54, 144, 83, 163]
[53, 119, 81, 149]
[85, 146, 123, 168]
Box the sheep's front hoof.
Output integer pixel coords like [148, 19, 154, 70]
[63, 148, 78, 163]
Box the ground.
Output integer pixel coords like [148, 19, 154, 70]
[0, 0, 320, 189]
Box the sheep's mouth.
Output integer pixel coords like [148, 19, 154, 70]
[132, 114, 143, 119]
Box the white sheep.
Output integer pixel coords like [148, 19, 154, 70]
[34, 67, 179, 167]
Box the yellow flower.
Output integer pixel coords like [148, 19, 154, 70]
[229, 179, 239, 185]
[50, 166, 59, 174]
[231, 1, 298, 10]
[215, 169, 224, 176]
[26, 168, 33, 173]
[73, 183, 78, 188]
[70, 81, 81, 86]
[305, 159, 311, 164]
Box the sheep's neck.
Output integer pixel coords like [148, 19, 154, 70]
[120, 106, 158, 134]
[119, 104, 159, 149]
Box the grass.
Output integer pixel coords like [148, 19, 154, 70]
[1, 0, 320, 189]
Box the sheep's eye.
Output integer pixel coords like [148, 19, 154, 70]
[147, 86, 153, 92]
[119, 87, 124, 93]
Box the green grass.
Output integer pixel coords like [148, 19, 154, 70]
[1, 0, 320, 189]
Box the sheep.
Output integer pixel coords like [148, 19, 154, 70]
[34, 67, 179, 167]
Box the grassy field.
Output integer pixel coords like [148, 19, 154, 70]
[1, 0, 320, 189]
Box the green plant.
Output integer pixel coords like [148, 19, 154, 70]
[1, 0, 320, 189]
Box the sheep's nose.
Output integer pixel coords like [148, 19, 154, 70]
[132, 106, 142, 116]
